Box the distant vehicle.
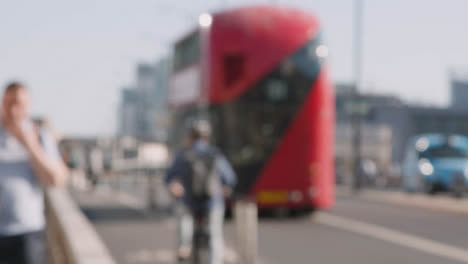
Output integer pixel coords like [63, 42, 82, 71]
[402, 134, 468, 197]
[168, 6, 335, 212]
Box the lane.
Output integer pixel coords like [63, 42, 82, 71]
[331, 195, 468, 249]
[315, 213, 468, 263]
[253, 193, 468, 264]
[257, 217, 466, 264]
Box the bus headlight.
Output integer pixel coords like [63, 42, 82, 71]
[290, 190, 303, 203]
[418, 159, 434, 176]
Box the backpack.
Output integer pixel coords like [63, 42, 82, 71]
[184, 148, 219, 202]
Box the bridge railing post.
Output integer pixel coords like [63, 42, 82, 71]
[234, 198, 258, 264]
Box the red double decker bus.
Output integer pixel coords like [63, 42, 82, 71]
[168, 6, 335, 211]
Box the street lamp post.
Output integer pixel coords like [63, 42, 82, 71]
[352, 0, 363, 192]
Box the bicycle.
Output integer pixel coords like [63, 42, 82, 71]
[191, 210, 211, 264]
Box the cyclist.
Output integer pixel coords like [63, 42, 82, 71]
[166, 120, 236, 264]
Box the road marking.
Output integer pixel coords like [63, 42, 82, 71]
[125, 249, 167, 263]
[361, 190, 468, 216]
[125, 247, 239, 263]
[315, 212, 468, 263]
[224, 244, 239, 263]
[336, 186, 468, 216]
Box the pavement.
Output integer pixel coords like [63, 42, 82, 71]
[72, 179, 468, 264]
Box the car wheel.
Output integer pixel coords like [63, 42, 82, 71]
[420, 178, 436, 195]
[452, 175, 465, 198]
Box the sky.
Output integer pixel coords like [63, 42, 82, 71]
[1, 0, 468, 136]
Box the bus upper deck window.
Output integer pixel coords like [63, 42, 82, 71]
[223, 54, 245, 88]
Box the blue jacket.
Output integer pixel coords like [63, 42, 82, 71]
[166, 140, 237, 209]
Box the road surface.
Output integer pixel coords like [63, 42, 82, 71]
[72, 180, 468, 264]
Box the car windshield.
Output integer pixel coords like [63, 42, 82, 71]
[419, 145, 468, 159]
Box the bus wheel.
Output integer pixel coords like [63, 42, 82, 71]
[288, 208, 315, 218]
[273, 208, 289, 219]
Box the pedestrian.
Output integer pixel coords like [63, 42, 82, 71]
[87, 146, 103, 189]
[0, 82, 68, 264]
[166, 119, 236, 264]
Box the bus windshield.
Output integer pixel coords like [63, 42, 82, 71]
[210, 34, 325, 167]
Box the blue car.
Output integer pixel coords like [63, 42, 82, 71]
[402, 134, 468, 197]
